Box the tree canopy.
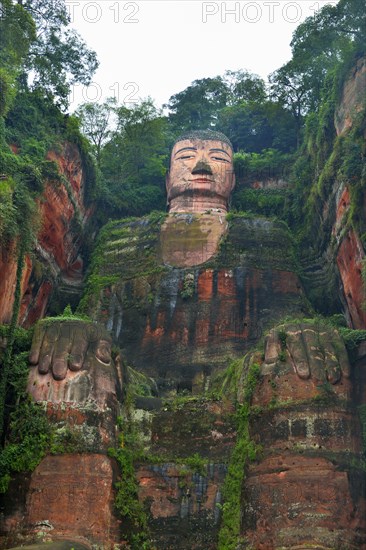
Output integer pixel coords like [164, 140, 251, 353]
[97, 99, 169, 220]
[0, 0, 98, 108]
[75, 98, 116, 165]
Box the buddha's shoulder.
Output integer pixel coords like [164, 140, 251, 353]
[213, 215, 297, 272]
[92, 213, 297, 278]
[91, 214, 166, 280]
[227, 214, 293, 244]
[97, 214, 167, 252]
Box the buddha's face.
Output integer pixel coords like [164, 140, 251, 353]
[166, 138, 235, 213]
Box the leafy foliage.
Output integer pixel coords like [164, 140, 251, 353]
[218, 100, 297, 153]
[0, 325, 51, 493]
[0, 1, 98, 438]
[231, 188, 288, 220]
[75, 98, 116, 164]
[0, 68, 16, 118]
[97, 99, 169, 221]
[0, 0, 36, 70]
[108, 445, 148, 531]
[108, 411, 152, 550]
[223, 69, 267, 105]
[218, 360, 261, 550]
[165, 76, 228, 132]
[0, 0, 35, 118]
[19, 0, 98, 107]
[0, 397, 51, 493]
[291, 0, 365, 60]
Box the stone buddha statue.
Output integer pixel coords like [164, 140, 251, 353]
[166, 129, 235, 215]
[28, 129, 306, 393]
[5, 130, 364, 549]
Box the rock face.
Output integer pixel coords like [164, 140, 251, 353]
[1, 320, 122, 549]
[337, 229, 366, 328]
[328, 182, 366, 329]
[1, 59, 366, 550]
[160, 213, 227, 266]
[0, 142, 91, 328]
[86, 214, 306, 391]
[137, 462, 226, 549]
[234, 320, 366, 549]
[244, 349, 366, 549]
[166, 135, 235, 214]
[244, 455, 365, 549]
[331, 57, 366, 329]
[300, 55, 366, 329]
[133, 397, 236, 549]
[27, 455, 117, 542]
[335, 56, 366, 136]
[1, 455, 120, 548]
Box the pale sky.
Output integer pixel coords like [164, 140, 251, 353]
[67, 0, 336, 111]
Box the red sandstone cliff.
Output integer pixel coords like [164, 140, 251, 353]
[0, 142, 93, 327]
[300, 56, 366, 329]
[333, 57, 366, 328]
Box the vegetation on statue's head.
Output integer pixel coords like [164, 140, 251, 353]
[174, 128, 233, 149]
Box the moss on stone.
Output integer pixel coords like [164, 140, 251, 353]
[78, 215, 168, 316]
[217, 360, 261, 550]
[208, 216, 298, 272]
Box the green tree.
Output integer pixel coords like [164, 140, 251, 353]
[269, 60, 316, 143]
[76, 98, 116, 165]
[0, 0, 36, 116]
[270, 0, 365, 145]
[291, 0, 365, 61]
[98, 98, 169, 218]
[17, 0, 99, 108]
[164, 76, 228, 132]
[223, 69, 267, 105]
[0, 1, 35, 68]
[218, 101, 297, 153]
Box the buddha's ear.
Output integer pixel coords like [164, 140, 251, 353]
[165, 171, 171, 210]
[231, 171, 236, 191]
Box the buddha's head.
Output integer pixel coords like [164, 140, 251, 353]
[166, 129, 235, 213]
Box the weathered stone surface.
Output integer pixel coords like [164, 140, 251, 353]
[137, 462, 225, 549]
[337, 229, 366, 329]
[334, 187, 351, 232]
[130, 397, 235, 549]
[242, 327, 366, 549]
[160, 213, 228, 267]
[89, 216, 306, 391]
[166, 134, 235, 214]
[0, 143, 91, 328]
[6, 542, 90, 550]
[2, 93, 366, 549]
[0, 246, 33, 326]
[0, 456, 120, 549]
[0, 473, 32, 549]
[26, 320, 121, 451]
[335, 56, 366, 135]
[298, 61, 366, 325]
[1, 321, 122, 548]
[251, 404, 362, 454]
[148, 399, 236, 459]
[26, 455, 118, 545]
[243, 454, 366, 549]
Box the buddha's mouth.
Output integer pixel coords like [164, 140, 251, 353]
[189, 178, 214, 183]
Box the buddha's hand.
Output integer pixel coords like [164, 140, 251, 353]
[29, 320, 112, 381]
[263, 322, 351, 383]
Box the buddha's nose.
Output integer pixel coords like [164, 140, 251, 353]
[192, 160, 213, 176]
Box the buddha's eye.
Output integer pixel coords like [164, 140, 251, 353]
[211, 156, 229, 162]
[178, 155, 195, 160]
